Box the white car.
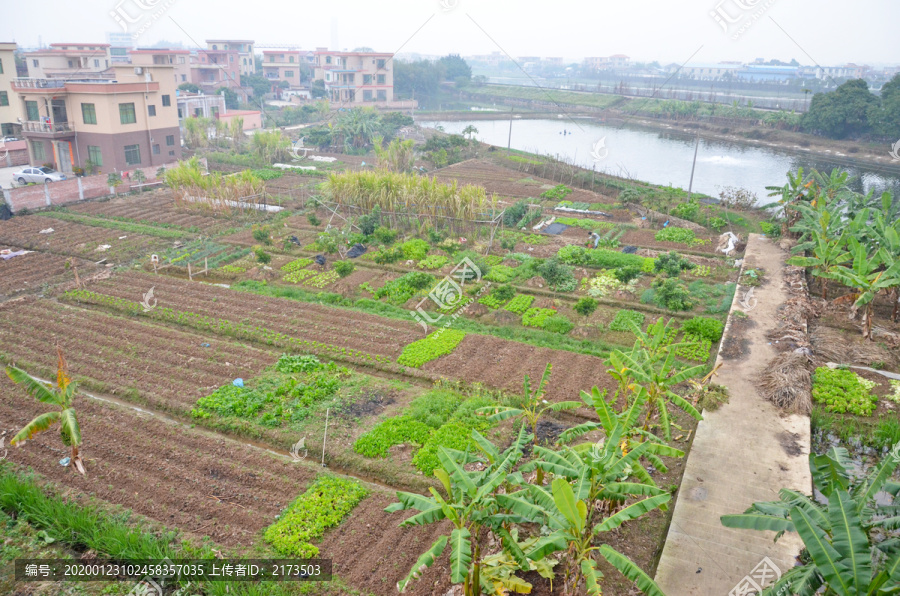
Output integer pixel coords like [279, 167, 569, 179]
[14, 166, 67, 184]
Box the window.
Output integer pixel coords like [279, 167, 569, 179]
[161, 94, 171, 107]
[93, 59, 100, 67]
[81, 103, 97, 124]
[363, 90, 373, 101]
[32, 59, 38, 67]
[152, 144, 160, 155]
[179, 57, 185, 64]
[166, 134, 175, 146]
[0, 91, 7, 107]
[119, 102, 137, 124]
[212, 44, 218, 50]
[148, 105, 156, 116]
[284, 70, 294, 78]
[68, 60, 74, 68]
[181, 74, 186, 81]
[169, 150, 175, 156]
[25, 100, 39, 121]
[377, 59, 386, 69]
[124, 144, 141, 165]
[32, 141, 45, 161]
[326, 56, 332, 64]
[363, 74, 372, 85]
[289, 56, 295, 63]
[230, 55, 234, 62]
[87, 145, 102, 166]
[377, 90, 387, 101]
[377, 74, 386, 85]
[0, 58, 3, 74]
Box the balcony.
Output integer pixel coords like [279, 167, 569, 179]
[21, 120, 75, 138]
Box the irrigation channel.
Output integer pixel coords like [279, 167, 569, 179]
[420, 118, 900, 204]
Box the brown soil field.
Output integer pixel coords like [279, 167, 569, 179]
[76, 270, 423, 359]
[432, 159, 616, 205]
[0, 374, 458, 596]
[0, 248, 95, 300]
[423, 333, 615, 406]
[0, 298, 277, 415]
[67, 190, 235, 232]
[0, 216, 167, 261]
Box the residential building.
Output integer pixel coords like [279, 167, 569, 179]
[218, 109, 262, 132]
[106, 32, 134, 64]
[176, 92, 225, 121]
[262, 50, 303, 90]
[130, 48, 191, 86]
[583, 55, 630, 71]
[25, 43, 112, 79]
[0, 42, 23, 137]
[313, 48, 393, 104]
[206, 40, 255, 76]
[12, 64, 182, 173]
[816, 63, 870, 80]
[681, 63, 742, 80]
[191, 48, 242, 97]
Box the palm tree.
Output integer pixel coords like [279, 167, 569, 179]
[5, 346, 85, 474]
[722, 445, 900, 595]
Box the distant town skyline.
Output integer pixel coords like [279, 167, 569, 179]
[1, 0, 897, 68]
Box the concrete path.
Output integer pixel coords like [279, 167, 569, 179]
[655, 234, 812, 596]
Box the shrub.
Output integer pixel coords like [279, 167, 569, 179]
[358, 207, 381, 236]
[417, 255, 449, 270]
[573, 296, 598, 316]
[609, 309, 646, 332]
[493, 284, 516, 302]
[333, 261, 355, 277]
[654, 251, 695, 277]
[264, 476, 368, 558]
[254, 247, 271, 264]
[613, 265, 642, 283]
[373, 226, 397, 244]
[252, 225, 272, 245]
[307, 213, 321, 226]
[682, 316, 724, 341]
[537, 257, 574, 289]
[400, 239, 430, 261]
[353, 416, 433, 457]
[543, 315, 574, 334]
[503, 294, 534, 314]
[502, 200, 529, 227]
[759, 221, 781, 237]
[397, 330, 466, 368]
[672, 200, 700, 221]
[655, 227, 697, 244]
[373, 246, 404, 264]
[651, 278, 693, 311]
[408, 390, 464, 428]
[812, 367, 878, 416]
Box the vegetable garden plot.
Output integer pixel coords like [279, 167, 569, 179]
[0, 249, 92, 299]
[0, 298, 277, 415]
[68, 196, 232, 232]
[70, 270, 422, 360]
[422, 333, 615, 405]
[0, 216, 165, 261]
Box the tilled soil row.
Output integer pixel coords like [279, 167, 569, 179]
[68, 195, 230, 231]
[80, 271, 423, 358]
[0, 250, 93, 299]
[0, 217, 165, 260]
[0, 298, 277, 413]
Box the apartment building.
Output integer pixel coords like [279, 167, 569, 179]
[191, 48, 242, 97]
[130, 48, 191, 86]
[313, 49, 393, 104]
[206, 40, 255, 76]
[0, 42, 23, 137]
[25, 43, 112, 79]
[262, 50, 303, 90]
[12, 64, 181, 173]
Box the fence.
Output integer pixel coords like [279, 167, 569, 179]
[2, 158, 207, 214]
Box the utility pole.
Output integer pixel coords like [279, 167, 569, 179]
[686, 131, 701, 201]
[506, 107, 513, 155]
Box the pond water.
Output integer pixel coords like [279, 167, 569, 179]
[421, 118, 900, 205]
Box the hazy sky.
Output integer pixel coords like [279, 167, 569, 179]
[1, 0, 897, 66]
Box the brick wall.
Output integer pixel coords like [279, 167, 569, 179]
[2, 159, 202, 214]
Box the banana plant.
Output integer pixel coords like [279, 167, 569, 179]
[828, 236, 900, 339]
[721, 445, 900, 595]
[388, 428, 536, 596]
[5, 346, 85, 475]
[786, 202, 851, 299]
[497, 434, 671, 596]
[478, 363, 582, 485]
[607, 318, 705, 440]
[556, 386, 685, 475]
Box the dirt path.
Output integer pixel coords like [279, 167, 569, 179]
[654, 234, 811, 595]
